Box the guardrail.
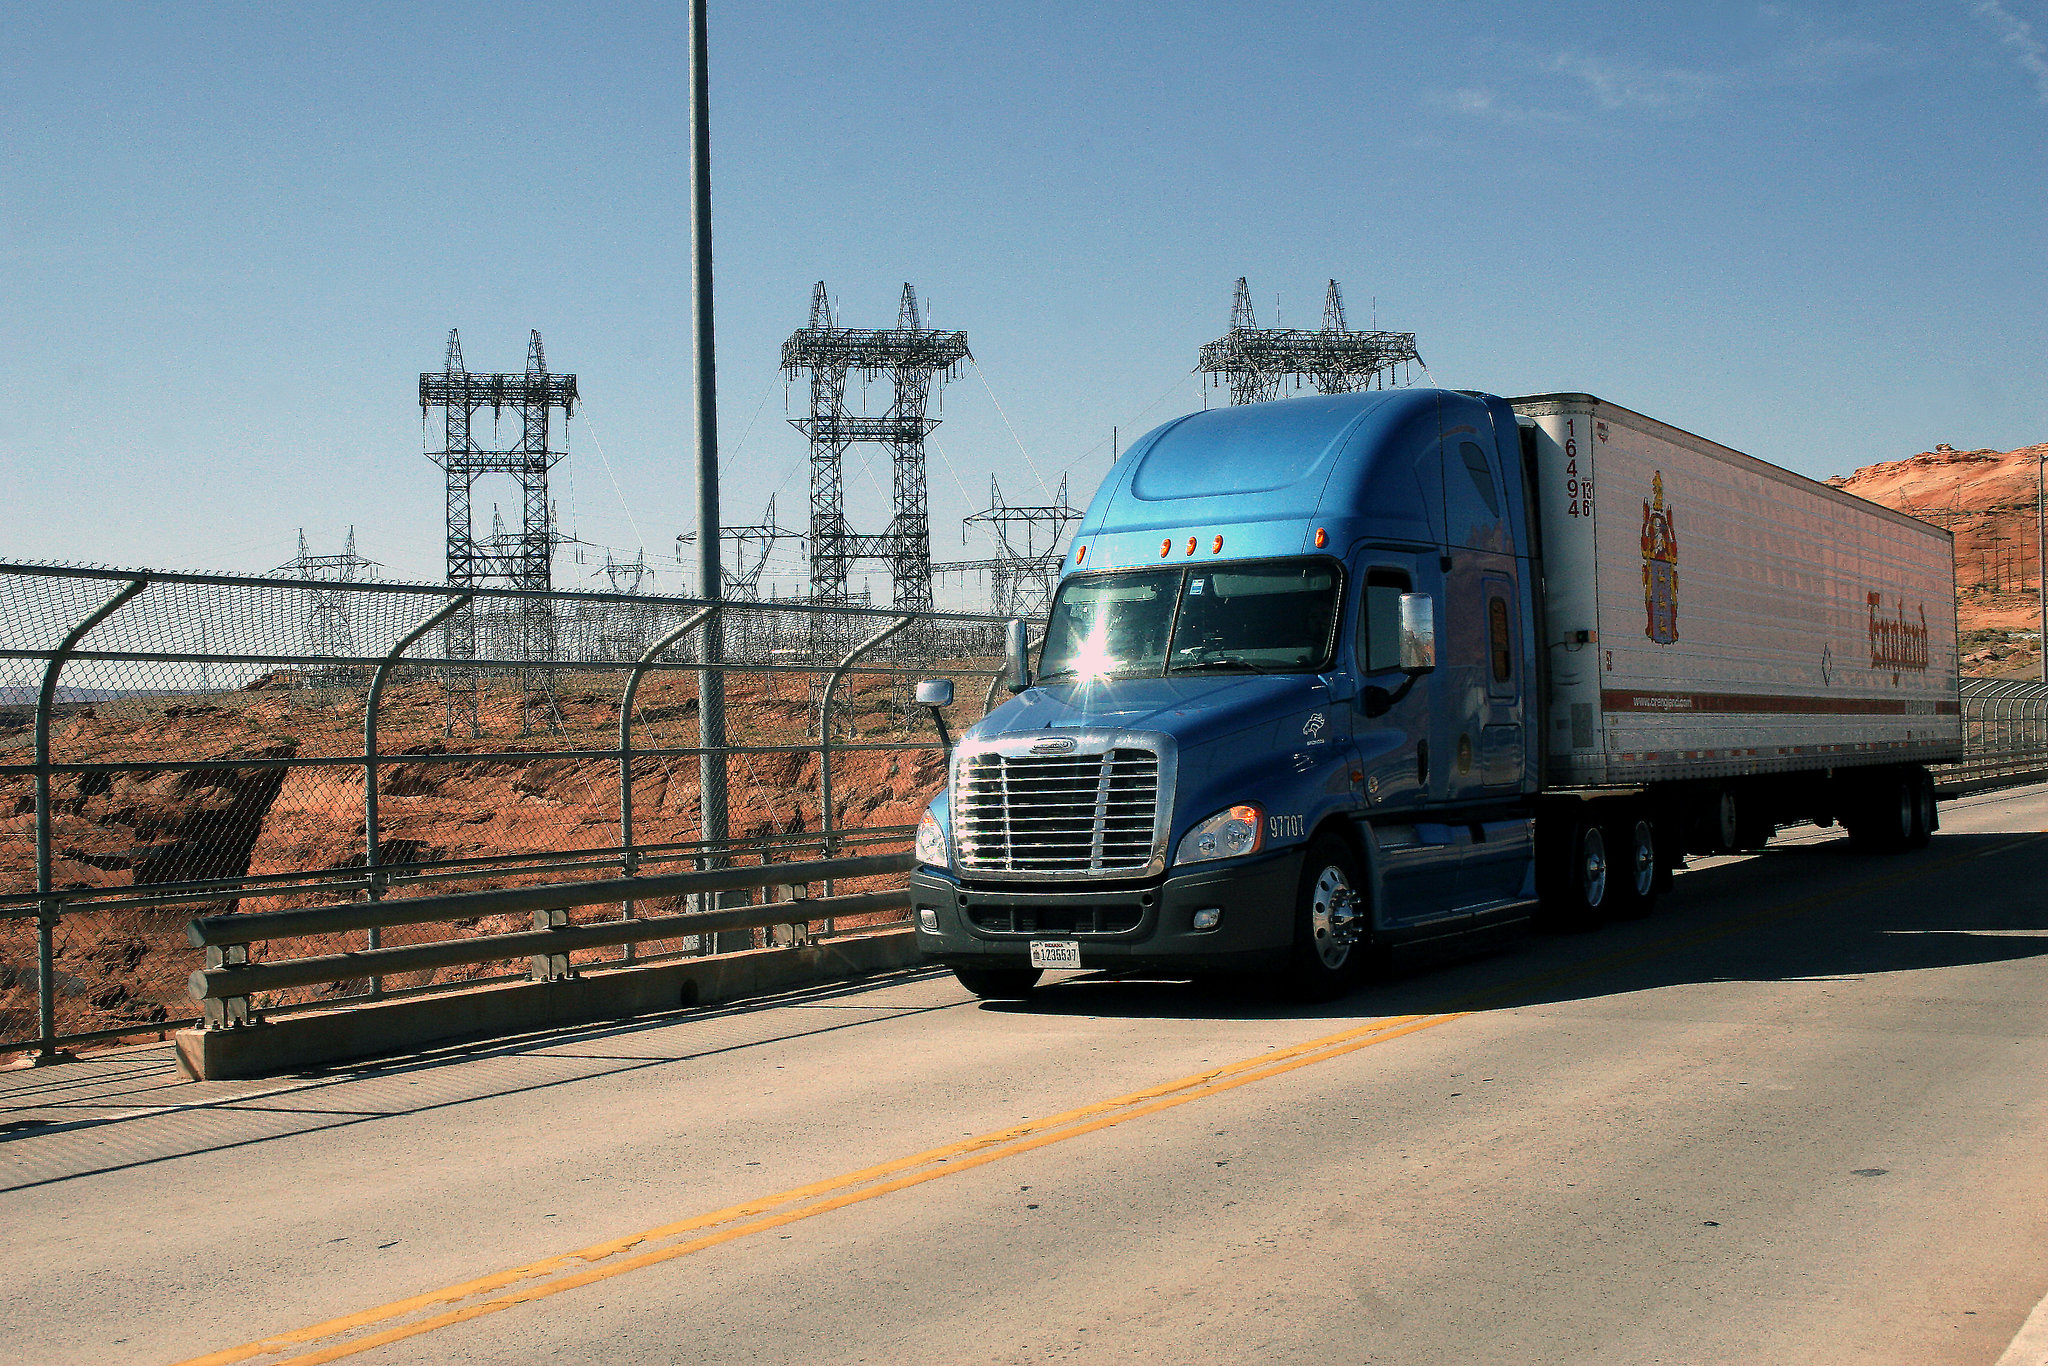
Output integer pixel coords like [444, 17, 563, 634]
[1933, 677, 2048, 794]
[185, 851, 914, 1026]
[0, 562, 1013, 1061]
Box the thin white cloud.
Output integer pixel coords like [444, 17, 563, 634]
[1973, 0, 2048, 101]
[1432, 10, 1890, 131]
[1426, 84, 1580, 128]
[1545, 52, 1722, 114]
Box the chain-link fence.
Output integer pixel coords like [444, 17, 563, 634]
[0, 563, 1014, 1057]
[1933, 676, 2048, 793]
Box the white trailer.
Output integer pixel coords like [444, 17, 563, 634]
[1513, 394, 1961, 790]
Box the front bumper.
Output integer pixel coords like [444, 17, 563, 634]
[910, 845, 1305, 974]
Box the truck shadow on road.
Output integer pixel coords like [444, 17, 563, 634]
[988, 830, 2048, 1024]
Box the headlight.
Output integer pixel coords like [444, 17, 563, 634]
[915, 806, 948, 867]
[1173, 803, 1264, 866]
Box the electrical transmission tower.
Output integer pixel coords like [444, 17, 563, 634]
[938, 476, 1082, 618]
[721, 495, 800, 602]
[420, 329, 578, 734]
[275, 527, 379, 675]
[1198, 279, 1420, 404]
[596, 549, 653, 595]
[781, 282, 970, 614]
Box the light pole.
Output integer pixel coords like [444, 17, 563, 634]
[690, 0, 729, 855]
[2038, 441, 2045, 683]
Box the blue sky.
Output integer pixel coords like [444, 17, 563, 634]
[3, 1, 2044, 600]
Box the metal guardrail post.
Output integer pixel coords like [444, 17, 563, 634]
[818, 616, 914, 873]
[361, 594, 472, 1003]
[619, 605, 719, 960]
[32, 574, 148, 1064]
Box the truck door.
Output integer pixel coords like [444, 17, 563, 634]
[1356, 561, 1462, 926]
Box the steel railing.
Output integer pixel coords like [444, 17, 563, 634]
[0, 562, 1014, 1060]
[185, 851, 916, 1025]
[1933, 677, 2048, 793]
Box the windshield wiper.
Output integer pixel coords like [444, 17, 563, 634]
[1170, 657, 1279, 674]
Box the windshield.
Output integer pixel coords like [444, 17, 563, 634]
[1037, 559, 1341, 682]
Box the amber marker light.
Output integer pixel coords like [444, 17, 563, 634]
[1314, 527, 1328, 548]
[1185, 536, 1197, 555]
[1075, 545, 1086, 564]
[1212, 535, 1224, 553]
[1160, 538, 1172, 558]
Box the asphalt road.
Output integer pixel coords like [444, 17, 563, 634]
[9, 783, 2048, 1366]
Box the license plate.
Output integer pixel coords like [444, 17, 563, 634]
[1029, 939, 1081, 970]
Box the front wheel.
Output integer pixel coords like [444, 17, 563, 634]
[952, 967, 1043, 1000]
[1285, 835, 1367, 1002]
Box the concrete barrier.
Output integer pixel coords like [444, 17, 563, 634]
[174, 929, 926, 1081]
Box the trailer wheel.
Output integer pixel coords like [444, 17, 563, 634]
[953, 967, 1043, 1000]
[1609, 811, 1659, 919]
[1848, 772, 1915, 853]
[1712, 790, 1742, 853]
[1285, 835, 1366, 1001]
[1733, 802, 1775, 853]
[1908, 769, 1935, 850]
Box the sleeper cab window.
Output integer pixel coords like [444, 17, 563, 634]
[1461, 441, 1501, 518]
[1361, 568, 1411, 673]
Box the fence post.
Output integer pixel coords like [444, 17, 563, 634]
[33, 574, 148, 1065]
[619, 605, 719, 959]
[818, 616, 914, 901]
[362, 594, 471, 999]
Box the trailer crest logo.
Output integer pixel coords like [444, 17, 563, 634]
[1641, 471, 1679, 645]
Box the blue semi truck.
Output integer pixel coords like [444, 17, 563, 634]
[909, 388, 1962, 999]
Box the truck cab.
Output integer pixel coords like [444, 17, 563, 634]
[910, 388, 1544, 999]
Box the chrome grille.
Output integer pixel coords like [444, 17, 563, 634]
[954, 746, 1162, 876]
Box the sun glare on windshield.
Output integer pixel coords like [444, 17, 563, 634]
[1038, 560, 1339, 682]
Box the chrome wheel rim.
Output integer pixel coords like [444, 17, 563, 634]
[1309, 864, 1359, 969]
[1580, 826, 1608, 907]
[1629, 820, 1655, 897]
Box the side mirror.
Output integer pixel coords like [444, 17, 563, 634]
[1003, 619, 1032, 694]
[915, 678, 955, 755]
[1397, 593, 1436, 674]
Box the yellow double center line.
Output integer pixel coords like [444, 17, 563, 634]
[177, 1012, 1462, 1366]
[176, 830, 2045, 1366]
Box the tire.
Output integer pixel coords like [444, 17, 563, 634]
[1732, 801, 1775, 853]
[1541, 813, 1613, 932]
[1847, 772, 1915, 853]
[1285, 835, 1367, 1001]
[1608, 810, 1659, 920]
[952, 967, 1043, 1000]
[1712, 790, 1741, 853]
[1908, 769, 1934, 850]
